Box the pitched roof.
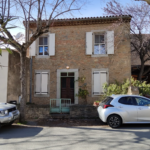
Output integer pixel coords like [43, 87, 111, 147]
[28, 15, 131, 27]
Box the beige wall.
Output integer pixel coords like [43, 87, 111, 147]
[31, 23, 131, 105]
[0, 50, 9, 102]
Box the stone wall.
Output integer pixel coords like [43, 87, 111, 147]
[7, 52, 30, 103]
[70, 105, 99, 119]
[31, 22, 131, 105]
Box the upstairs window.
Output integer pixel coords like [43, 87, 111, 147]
[94, 34, 106, 55]
[39, 37, 48, 55]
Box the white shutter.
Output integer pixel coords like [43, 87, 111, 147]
[107, 31, 114, 54]
[35, 73, 41, 94]
[86, 32, 93, 55]
[93, 71, 101, 95]
[41, 73, 48, 94]
[49, 33, 55, 56]
[29, 34, 36, 56]
[100, 72, 107, 93]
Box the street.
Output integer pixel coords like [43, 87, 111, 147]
[0, 124, 150, 150]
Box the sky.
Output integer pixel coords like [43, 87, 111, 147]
[9, 0, 142, 36]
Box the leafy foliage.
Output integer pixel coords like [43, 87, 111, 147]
[103, 77, 150, 97]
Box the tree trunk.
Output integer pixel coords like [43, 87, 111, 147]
[138, 61, 145, 81]
[19, 51, 27, 122]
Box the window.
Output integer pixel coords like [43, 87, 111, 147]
[92, 69, 108, 96]
[94, 34, 106, 54]
[118, 97, 137, 105]
[35, 70, 50, 97]
[39, 37, 48, 55]
[135, 97, 150, 106]
[86, 31, 114, 56]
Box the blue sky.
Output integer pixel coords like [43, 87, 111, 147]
[10, 0, 142, 36]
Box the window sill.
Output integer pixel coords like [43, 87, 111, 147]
[34, 94, 50, 97]
[91, 54, 108, 57]
[36, 55, 50, 59]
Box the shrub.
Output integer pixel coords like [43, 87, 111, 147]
[103, 77, 150, 97]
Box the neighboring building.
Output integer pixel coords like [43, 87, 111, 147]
[0, 50, 9, 102]
[28, 15, 131, 105]
[131, 46, 150, 82]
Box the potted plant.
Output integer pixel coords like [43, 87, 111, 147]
[93, 101, 100, 106]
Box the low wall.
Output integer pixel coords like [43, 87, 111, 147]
[18, 105, 99, 119]
[70, 105, 99, 119]
[18, 105, 50, 119]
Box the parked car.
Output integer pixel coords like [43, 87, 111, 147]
[97, 95, 150, 128]
[0, 102, 20, 128]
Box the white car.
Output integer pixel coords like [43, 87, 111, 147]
[0, 103, 20, 128]
[97, 95, 150, 128]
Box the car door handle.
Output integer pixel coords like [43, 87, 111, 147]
[119, 106, 123, 108]
[138, 107, 142, 110]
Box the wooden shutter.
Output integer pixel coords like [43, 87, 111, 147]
[86, 32, 93, 55]
[93, 71, 101, 95]
[49, 33, 55, 56]
[107, 31, 114, 54]
[35, 73, 41, 94]
[41, 73, 48, 94]
[100, 72, 107, 94]
[29, 34, 36, 56]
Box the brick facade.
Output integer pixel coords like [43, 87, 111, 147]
[31, 20, 131, 105]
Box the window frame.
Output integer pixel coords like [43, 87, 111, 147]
[34, 70, 50, 97]
[92, 31, 107, 57]
[38, 36, 49, 56]
[118, 97, 138, 105]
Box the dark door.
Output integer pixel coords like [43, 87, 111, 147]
[61, 77, 74, 104]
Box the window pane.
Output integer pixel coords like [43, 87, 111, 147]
[39, 47, 43, 55]
[44, 37, 48, 45]
[39, 37, 43, 45]
[61, 73, 67, 76]
[99, 44, 106, 54]
[44, 46, 48, 55]
[100, 35, 104, 43]
[119, 97, 137, 105]
[95, 35, 100, 43]
[135, 97, 150, 106]
[94, 44, 100, 54]
[68, 73, 74, 76]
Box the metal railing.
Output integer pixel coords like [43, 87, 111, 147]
[50, 98, 71, 113]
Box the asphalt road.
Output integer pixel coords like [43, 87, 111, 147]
[0, 124, 150, 150]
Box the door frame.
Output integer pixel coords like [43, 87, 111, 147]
[57, 69, 78, 104]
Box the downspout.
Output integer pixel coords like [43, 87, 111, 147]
[29, 56, 32, 103]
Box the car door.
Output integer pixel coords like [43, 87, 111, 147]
[117, 96, 138, 122]
[135, 97, 150, 122]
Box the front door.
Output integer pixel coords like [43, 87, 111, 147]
[61, 76, 74, 104]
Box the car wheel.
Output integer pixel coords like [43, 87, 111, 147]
[107, 115, 122, 128]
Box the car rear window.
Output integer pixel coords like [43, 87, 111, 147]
[101, 97, 113, 105]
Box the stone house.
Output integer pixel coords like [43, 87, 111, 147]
[28, 15, 131, 106]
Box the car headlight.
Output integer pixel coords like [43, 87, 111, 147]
[0, 110, 8, 116]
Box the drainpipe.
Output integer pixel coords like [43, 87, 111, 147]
[29, 56, 32, 103]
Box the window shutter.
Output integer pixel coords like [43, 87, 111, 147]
[100, 72, 107, 94]
[29, 34, 36, 56]
[107, 31, 114, 54]
[86, 32, 93, 55]
[35, 73, 41, 93]
[41, 73, 48, 94]
[93, 71, 101, 95]
[49, 33, 55, 56]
